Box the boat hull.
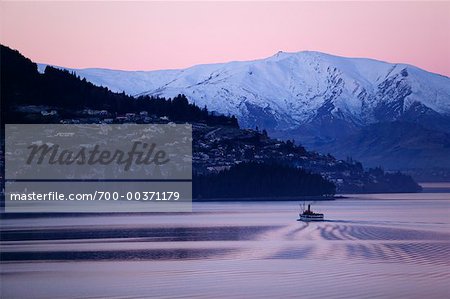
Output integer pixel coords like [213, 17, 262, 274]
[298, 214, 324, 222]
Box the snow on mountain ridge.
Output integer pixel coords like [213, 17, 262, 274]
[40, 51, 450, 130]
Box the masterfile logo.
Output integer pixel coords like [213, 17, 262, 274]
[6, 124, 192, 180]
[4, 124, 193, 212]
[26, 141, 170, 171]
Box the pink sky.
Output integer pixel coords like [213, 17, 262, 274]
[1, 1, 449, 76]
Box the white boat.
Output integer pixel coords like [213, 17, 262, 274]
[298, 204, 324, 221]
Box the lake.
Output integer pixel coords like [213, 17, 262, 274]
[1, 191, 449, 298]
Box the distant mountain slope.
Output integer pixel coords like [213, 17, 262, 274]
[41, 51, 450, 171]
[320, 122, 450, 169]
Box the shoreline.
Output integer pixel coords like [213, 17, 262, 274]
[193, 195, 342, 202]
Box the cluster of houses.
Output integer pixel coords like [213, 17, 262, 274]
[191, 123, 367, 191]
[57, 109, 170, 125]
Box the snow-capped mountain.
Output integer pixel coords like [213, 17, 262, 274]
[43, 51, 450, 128]
[41, 51, 450, 170]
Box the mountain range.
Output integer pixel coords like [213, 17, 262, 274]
[3, 44, 422, 194]
[40, 51, 450, 172]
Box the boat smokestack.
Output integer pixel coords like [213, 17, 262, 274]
[308, 204, 310, 212]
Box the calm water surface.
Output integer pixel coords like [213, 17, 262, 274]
[1, 193, 449, 298]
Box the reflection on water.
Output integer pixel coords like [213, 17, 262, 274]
[1, 196, 450, 299]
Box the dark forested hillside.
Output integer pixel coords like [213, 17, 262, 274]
[1, 45, 238, 127]
[193, 162, 336, 198]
